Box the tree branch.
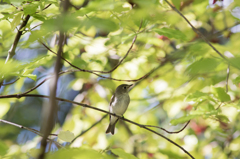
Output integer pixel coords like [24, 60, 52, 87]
[143, 120, 191, 134]
[39, 20, 142, 77]
[0, 119, 63, 148]
[38, 1, 70, 158]
[6, 15, 30, 63]
[0, 94, 194, 159]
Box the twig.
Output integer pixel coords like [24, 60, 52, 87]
[163, 0, 229, 63]
[2, 78, 20, 86]
[40, 33, 139, 75]
[41, 41, 154, 82]
[6, 15, 30, 63]
[216, 102, 223, 110]
[143, 120, 191, 134]
[0, 94, 194, 159]
[0, 119, 63, 148]
[40, 19, 142, 75]
[71, 114, 108, 143]
[42, 4, 52, 11]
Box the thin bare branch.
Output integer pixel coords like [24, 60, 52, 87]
[42, 4, 52, 11]
[0, 94, 194, 159]
[40, 41, 153, 82]
[6, 15, 30, 63]
[40, 20, 142, 75]
[2, 78, 20, 86]
[0, 119, 63, 148]
[144, 120, 191, 134]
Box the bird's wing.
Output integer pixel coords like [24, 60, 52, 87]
[109, 93, 115, 121]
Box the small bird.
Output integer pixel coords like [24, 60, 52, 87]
[106, 84, 133, 135]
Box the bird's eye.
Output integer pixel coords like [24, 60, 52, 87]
[123, 86, 127, 89]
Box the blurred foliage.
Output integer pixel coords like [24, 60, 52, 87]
[0, 0, 240, 158]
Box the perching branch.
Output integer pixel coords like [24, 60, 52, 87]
[0, 119, 63, 148]
[0, 94, 194, 159]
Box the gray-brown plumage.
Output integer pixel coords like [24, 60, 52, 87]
[106, 84, 132, 135]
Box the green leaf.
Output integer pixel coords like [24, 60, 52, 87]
[171, 0, 181, 10]
[46, 147, 105, 159]
[0, 100, 10, 118]
[11, 12, 23, 31]
[186, 91, 209, 102]
[20, 74, 37, 81]
[2, 0, 10, 3]
[58, 130, 75, 142]
[0, 141, 8, 156]
[32, 13, 46, 21]
[83, 17, 118, 32]
[159, 149, 183, 158]
[42, 15, 81, 32]
[233, 76, 240, 85]
[111, 148, 138, 159]
[23, 3, 38, 15]
[185, 58, 219, 75]
[154, 28, 187, 40]
[216, 115, 229, 123]
[229, 56, 240, 70]
[212, 87, 231, 102]
[171, 115, 198, 125]
[171, 109, 219, 125]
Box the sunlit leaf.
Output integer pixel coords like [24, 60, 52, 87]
[216, 115, 229, 123]
[111, 148, 138, 159]
[23, 3, 38, 15]
[0, 141, 8, 156]
[233, 76, 240, 85]
[20, 74, 37, 81]
[171, 0, 181, 10]
[229, 56, 240, 70]
[212, 87, 231, 102]
[186, 91, 209, 102]
[58, 130, 75, 142]
[46, 147, 105, 159]
[171, 115, 198, 125]
[11, 12, 23, 31]
[185, 58, 219, 75]
[154, 28, 187, 40]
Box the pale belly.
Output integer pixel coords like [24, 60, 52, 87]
[110, 95, 130, 116]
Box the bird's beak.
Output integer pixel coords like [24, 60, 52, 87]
[127, 84, 134, 90]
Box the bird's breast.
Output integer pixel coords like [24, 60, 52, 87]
[111, 95, 130, 116]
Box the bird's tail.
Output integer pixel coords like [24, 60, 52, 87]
[105, 122, 116, 135]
